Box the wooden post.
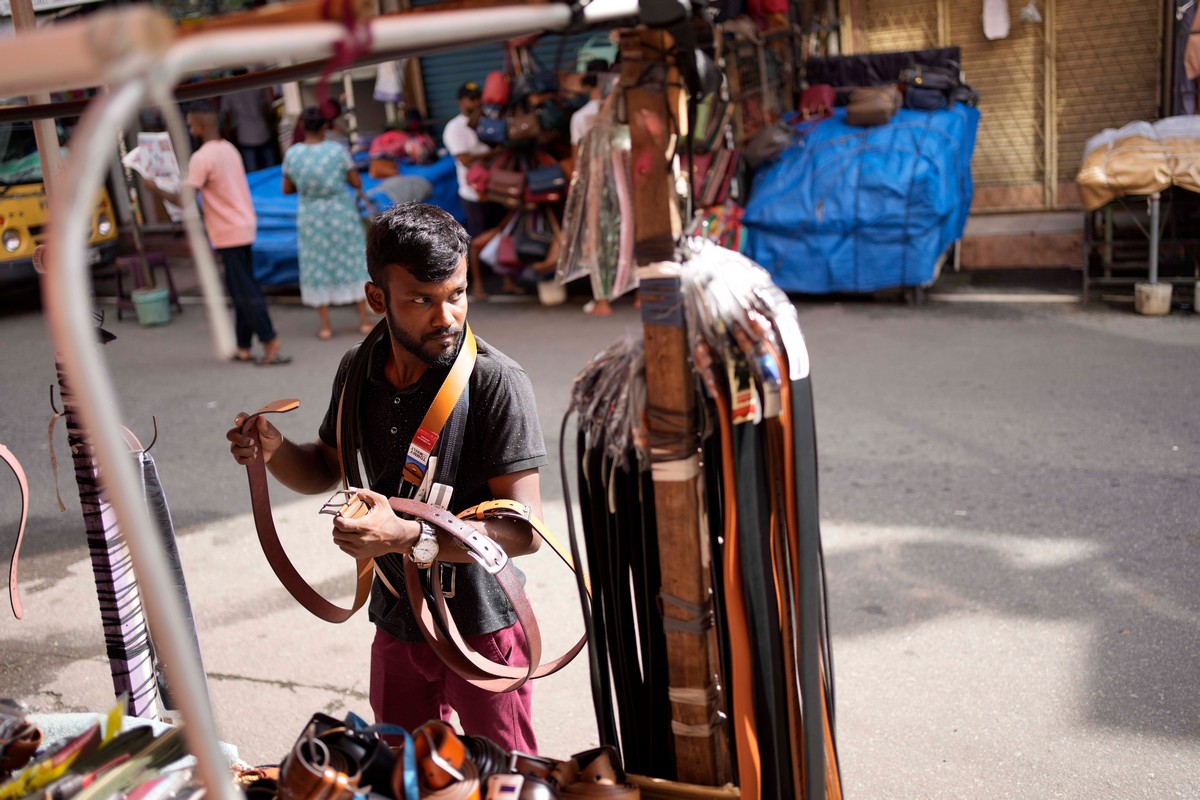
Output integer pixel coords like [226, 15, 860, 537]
[621, 27, 730, 786]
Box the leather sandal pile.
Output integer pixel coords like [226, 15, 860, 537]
[560, 240, 844, 800]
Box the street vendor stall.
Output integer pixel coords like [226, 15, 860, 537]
[1075, 116, 1200, 311]
[2, 2, 844, 799]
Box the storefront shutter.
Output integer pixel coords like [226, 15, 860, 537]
[417, 29, 607, 128]
[949, 1, 1046, 210]
[1053, 0, 1162, 196]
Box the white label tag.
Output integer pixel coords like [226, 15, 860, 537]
[428, 483, 454, 510]
[415, 455, 437, 503]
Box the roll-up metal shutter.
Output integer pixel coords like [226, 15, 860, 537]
[1053, 0, 1162, 195]
[860, 0, 938, 53]
[417, 30, 609, 128]
[950, 1, 1046, 210]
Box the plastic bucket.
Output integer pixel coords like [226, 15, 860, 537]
[537, 279, 567, 306]
[132, 286, 172, 326]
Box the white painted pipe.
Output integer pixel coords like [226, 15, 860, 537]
[42, 79, 239, 800]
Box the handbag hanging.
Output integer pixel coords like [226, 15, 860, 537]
[486, 165, 527, 207]
[476, 116, 508, 146]
[526, 161, 567, 195]
[515, 210, 554, 262]
[466, 160, 493, 196]
[507, 110, 541, 144]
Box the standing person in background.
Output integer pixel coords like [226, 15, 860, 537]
[222, 73, 279, 174]
[283, 106, 375, 340]
[569, 59, 608, 160]
[145, 100, 291, 365]
[442, 81, 498, 300]
[568, 60, 613, 316]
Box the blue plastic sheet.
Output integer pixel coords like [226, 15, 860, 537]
[744, 106, 979, 294]
[248, 154, 463, 286]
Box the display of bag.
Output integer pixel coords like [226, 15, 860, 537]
[904, 85, 949, 111]
[466, 161, 492, 196]
[508, 111, 541, 144]
[487, 166, 527, 207]
[497, 232, 522, 271]
[526, 162, 567, 195]
[744, 120, 794, 168]
[950, 83, 980, 107]
[515, 212, 555, 261]
[482, 71, 511, 106]
[476, 116, 508, 146]
[800, 84, 835, 120]
[899, 62, 960, 92]
[535, 101, 567, 134]
[846, 85, 901, 126]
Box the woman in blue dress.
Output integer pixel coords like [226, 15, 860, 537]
[283, 106, 374, 339]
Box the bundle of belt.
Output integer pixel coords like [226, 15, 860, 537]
[249, 713, 641, 800]
[559, 239, 845, 800]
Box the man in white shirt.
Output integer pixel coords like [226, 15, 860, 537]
[442, 81, 498, 239]
[442, 81, 501, 299]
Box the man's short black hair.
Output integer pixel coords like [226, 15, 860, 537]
[367, 203, 471, 286]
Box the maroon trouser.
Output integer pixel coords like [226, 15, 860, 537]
[369, 625, 538, 753]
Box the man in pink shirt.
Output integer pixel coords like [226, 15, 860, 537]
[147, 101, 289, 365]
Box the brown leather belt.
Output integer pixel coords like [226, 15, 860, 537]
[1, 444, 30, 621]
[394, 498, 586, 693]
[241, 398, 375, 624]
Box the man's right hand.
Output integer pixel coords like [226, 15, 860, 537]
[227, 413, 284, 466]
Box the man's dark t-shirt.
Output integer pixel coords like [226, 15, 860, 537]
[318, 333, 547, 642]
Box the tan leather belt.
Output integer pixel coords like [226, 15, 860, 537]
[401, 326, 478, 491]
[242, 398, 375, 624]
[1, 444, 29, 621]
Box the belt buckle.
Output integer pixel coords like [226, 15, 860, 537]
[318, 489, 369, 520]
[439, 563, 456, 598]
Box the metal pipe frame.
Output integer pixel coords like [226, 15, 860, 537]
[13, 1, 640, 797]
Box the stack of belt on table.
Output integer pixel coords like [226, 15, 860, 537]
[240, 713, 640, 800]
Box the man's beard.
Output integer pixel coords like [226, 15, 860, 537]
[385, 309, 463, 369]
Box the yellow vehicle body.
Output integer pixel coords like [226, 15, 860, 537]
[0, 119, 120, 284]
[0, 182, 119, 280]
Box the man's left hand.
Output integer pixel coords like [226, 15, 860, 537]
[330, 487, 416, 559]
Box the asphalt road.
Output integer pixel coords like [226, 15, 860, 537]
[1, 281, 1198, 798]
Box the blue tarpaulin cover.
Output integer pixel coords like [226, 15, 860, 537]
[248, 154, 463, 286]
[744, 105, 980, 294]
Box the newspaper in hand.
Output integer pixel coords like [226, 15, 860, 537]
[121, 132, 183, 222]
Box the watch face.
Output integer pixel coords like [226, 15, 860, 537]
[412, 535, 439, 563]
